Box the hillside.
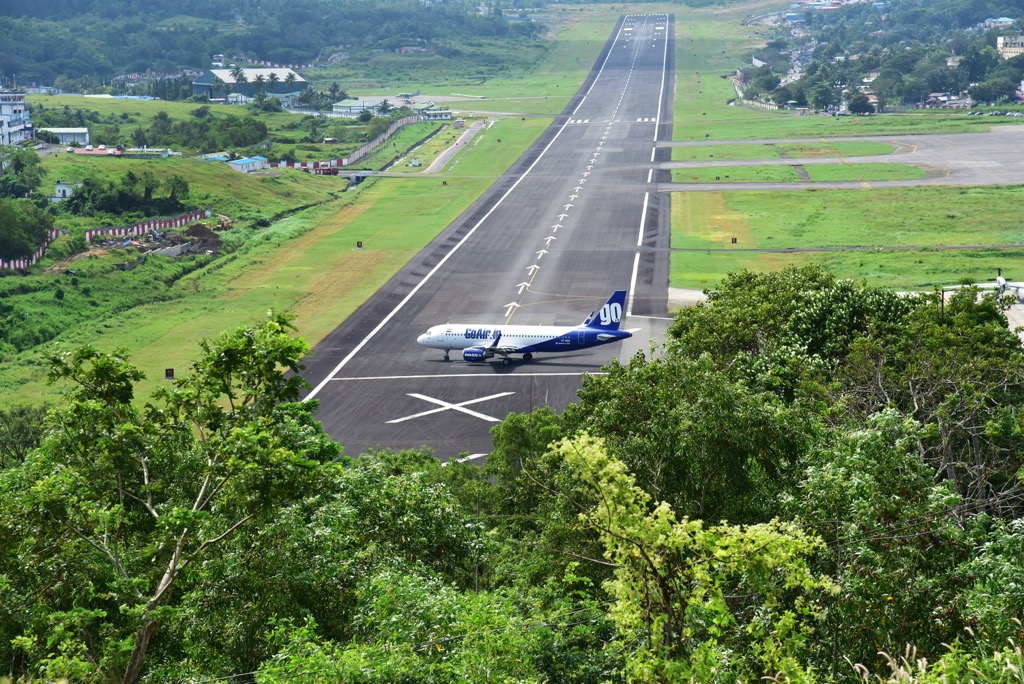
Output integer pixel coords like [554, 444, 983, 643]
[0, 0, 546, 88]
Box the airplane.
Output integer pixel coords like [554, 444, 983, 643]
[416, 290, 636, 365]
[947, 270, 1024, 302]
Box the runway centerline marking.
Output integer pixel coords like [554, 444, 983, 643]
[387, 391, 516, 424]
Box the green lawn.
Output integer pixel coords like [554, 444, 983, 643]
[670, 163, 924, 183]
[671, 140, 895, 162]
[804, 163, 926, 182]
[2, 116, 550, 402]
[672, 165, 800, 182]
[670, 187, 1024, 289]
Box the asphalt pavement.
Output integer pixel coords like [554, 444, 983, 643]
[301, 14, 675, 460]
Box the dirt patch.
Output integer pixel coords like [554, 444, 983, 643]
[183, 223, 223, 254]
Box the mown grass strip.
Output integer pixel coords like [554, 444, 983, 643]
[670, 187, 1024, 289]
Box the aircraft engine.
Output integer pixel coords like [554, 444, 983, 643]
[463, 347, 487, 362]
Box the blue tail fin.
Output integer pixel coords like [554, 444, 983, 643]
[582, 290, 627, 330]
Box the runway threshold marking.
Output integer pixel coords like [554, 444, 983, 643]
[387, 391, 516, 424]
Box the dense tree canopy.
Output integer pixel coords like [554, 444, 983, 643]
[0, 0, 545, 85]
[0, 198, 53, 260]
[5, 268, 1024, 681]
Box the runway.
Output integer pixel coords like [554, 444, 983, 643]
[301, 14, 674, 460]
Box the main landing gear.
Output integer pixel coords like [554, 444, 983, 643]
[501, 352, 533, 365]
[443, 349, 450, 361]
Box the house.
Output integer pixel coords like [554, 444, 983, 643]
[227, 156, 268, 173]
[985, 17, 1016, 29]
[191, 68, 308, 101]
[51, 179, 81, 202]
[38, 127, 89, 146]
[418, 106, 452, 121]
[997, 36, 1024, 60]
[332, 99, 383, 117]
[0, 91, 34, 146]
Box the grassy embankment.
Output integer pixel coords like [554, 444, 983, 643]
[329, 6, 625, 117]
[669, 1, 1024, 290]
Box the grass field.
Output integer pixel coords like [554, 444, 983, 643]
[670, 187, 1024, 289]
[670, 141, 895, 162]
[670, 163, 925, 183]
[2, 115, 551, 402]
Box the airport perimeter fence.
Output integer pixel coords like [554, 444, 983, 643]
[269, 115, 420, 171]
[0, 209, 213, 272]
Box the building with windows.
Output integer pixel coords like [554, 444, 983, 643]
[38, 127, 90, 146]
[227, 155, 269, 173]
[0, 91, 33, 146]
[332, 98, 383, 117]
[997, 36, 1024, 59]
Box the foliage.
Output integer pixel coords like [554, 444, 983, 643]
[781, 0, 1024, 107]
[563, 352, 817, 523]
[59, 169, 191, 218]
[0, 198, 53, 260]
[558, 433, 834, 682]
[0, 0, 546, 89]
[0, 314, 338, 683]
[0, 146, 44, 199]
[0, 404, 48, 469]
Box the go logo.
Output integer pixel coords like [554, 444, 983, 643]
[599, 302, 622, 326]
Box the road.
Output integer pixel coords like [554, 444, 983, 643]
[301, 14, 675, 461]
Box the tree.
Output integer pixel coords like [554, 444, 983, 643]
[267, 71, 280, 93]
[563, 352, 815, 523]
[0, 404, 48, 469]
[253, 73, 266, 94]
[847, 91, 874, 114]
[0, 146, 44, 199]
[0, 197, 54, 260]
[284, 71, 297, 91]
[0, 315, 339, 683]
[557, 434, 833, 681]
[785, 410, 970, 677]
[139, 170, 160, 202]
[327, 81, 341, 101]
[164, 174, 189, 200]
[376, 98, 394, 115]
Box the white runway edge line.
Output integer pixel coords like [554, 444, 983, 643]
[627, 13, 669, 318]
[305, 19, 636, 401]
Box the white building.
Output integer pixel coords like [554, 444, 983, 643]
[0, 91, 33, 146]
[227, 155, 269, 173]
[38, 127, 90, 145]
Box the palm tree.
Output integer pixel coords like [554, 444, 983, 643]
[229, 65, 248, 99]
[328, 81, 341, 101]
[210, 75, 226, 100]
[376, 98, 394, 115]
[284, 71, 297, 92]
[268, 72, 280, 94]
[253, 74, 266, 94]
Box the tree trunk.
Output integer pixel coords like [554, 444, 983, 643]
[121, 618, 160, 684]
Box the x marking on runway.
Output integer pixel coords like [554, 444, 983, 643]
[386, 392, 516, 424]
